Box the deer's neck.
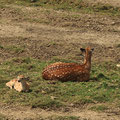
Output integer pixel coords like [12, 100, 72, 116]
[84, 53, 92, 71]
[21, 81, 27, 88]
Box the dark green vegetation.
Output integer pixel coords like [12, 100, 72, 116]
[0, 57, 120, 111]
[0, 0, 120, 16]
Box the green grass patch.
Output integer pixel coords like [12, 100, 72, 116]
[0, 58, 120, 110]
[47, 115, 80, 120]
[5, 45, 25, 54]
[0, 44, 4, 49]
[0, 44, 26, 54]
[90, 105, 108, 112]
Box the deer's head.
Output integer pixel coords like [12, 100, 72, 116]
[80, 47, 94, 56]
[17, 75, 29, 82]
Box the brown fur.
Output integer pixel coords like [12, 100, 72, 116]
[42, 47, 94, 82]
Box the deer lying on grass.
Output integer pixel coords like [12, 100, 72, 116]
[6, 75, 29, 92]
[42, 47, 94, 82]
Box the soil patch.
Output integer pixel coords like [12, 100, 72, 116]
[0, 103, 120, 120]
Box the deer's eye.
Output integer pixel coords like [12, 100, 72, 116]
[80, 48, 85, 52]
[91, 48, 94, 51]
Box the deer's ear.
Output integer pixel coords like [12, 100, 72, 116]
[91, 48, 94, 51]
[80, 48, 85, 52]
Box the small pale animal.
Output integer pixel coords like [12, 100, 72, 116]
[6, 75, 29, 92]
[14, 75, 29, 92]
[116, 64, 120, 68]
[6, 78, 18, 89]
[42, 47, 94, 82]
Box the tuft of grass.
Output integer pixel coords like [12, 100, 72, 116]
[5, 45, 25, 54]
[47, 115, 80, 120]
[90, 105, 108, 112]
[73, 98, 94, 108]
[30, 98, 63, 109]
[0, 44, 25, 54]
[91, 4, 120, 15]
[0, 44, 4, 49]
[116, 44, 120, 48]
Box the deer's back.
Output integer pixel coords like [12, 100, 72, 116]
[42, 62, 89, 81]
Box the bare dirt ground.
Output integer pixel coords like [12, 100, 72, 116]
[85, 0, 120, 7]
[0, 4, 120, 63]
[0, 1, 120, 120]
[0, 102, 120, 120]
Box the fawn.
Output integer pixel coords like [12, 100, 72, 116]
[42, 47, 94, 82]
[6, 77, 18, 89]
[6, 75, 30, 92]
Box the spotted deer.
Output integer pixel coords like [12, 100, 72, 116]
[6, 75, 30, 92]
[42, 47, 94, 82]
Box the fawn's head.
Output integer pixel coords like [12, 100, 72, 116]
[17, 75, 29, 82]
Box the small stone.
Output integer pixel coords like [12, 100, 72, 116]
[116, 64, 120, 67]
[50, 96, 57, 100]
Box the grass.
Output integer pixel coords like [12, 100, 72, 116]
[0, 44, 26, 54]
[0, 57, 120, 111]
[47, 116, 80, 120]
[0, 0, 120, 112]
[9, 45, 25, 53]
[32, 115, 80, 120]
[6, 45, 25, 54]
[0, 0, 120, 16]
[0, 44, 4, 49]
[90, 105, 108, 112]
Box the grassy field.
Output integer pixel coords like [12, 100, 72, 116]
[0, 0, 120, 119]
[0, 57, 120, 111]
[0, 0, 120, 16]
